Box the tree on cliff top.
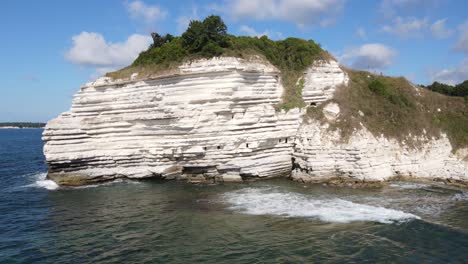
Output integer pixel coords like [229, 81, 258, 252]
[181, 15, 229, 56]
[114, 15, 327, 110]
[150, 33, 174, 49]
[423, 80, 468, 98]
[130, 15, 324, 73]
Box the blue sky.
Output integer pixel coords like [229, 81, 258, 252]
[1, 0, 467, 122]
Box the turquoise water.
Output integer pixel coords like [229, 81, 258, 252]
[1, 129, 467, 263]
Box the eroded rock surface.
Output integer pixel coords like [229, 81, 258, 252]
[43, 58, 308, 184]
[292, 121, 468, 185]
[43, 57, 467, 186]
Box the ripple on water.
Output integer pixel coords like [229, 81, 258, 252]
[222, 187, 420, 224]
[452, 191, 468, 201]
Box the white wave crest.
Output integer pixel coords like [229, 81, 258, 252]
[26, 172, 59, 190]
[389, 182, 430, 189]
[222, 187, 420, 224]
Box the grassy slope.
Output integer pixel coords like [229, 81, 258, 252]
[307, 69, 468, 151]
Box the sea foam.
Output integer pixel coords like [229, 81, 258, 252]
[222, 187, 420, 224]
[26, 172, 59, 190]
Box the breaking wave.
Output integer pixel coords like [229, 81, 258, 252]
[26, 172, 59, 190]
[222, 187, 420, 224]
[23, 173, 144, 191]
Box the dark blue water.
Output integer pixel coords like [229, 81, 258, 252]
[1, 129, 468, 263]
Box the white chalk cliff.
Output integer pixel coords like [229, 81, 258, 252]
[42, 57, 467, 186]
[292, 117, 468, 185]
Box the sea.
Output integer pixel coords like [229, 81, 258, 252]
[1, 128, 467, 263]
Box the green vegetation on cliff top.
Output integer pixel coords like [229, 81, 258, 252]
[421, 80, 468, 99]
[107, 15, 329, 110]
[107, 15, 467, 150]
[307, 70, 468, 151]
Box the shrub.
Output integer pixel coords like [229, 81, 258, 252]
[368, 79, 389, 97]
[454, 80, 468, 97]
[368, 78, 412, 107]
[201, 42, 224, 56]
[132, 37, 186, 66]
[424, 80, 468, 97]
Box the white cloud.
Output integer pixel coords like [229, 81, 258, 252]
[240, 25, 266, 37]
[340, 43, 397, 70]
[65, 32, 152, 76]
[238, 25, 266, 37]
[431, 59, 468, 85]
[381, 17, 428, 38]
[430, 18, 453, 39]
[222, 0, 345, 27]
[355, 27, 367, 39]
[378, 0, 439, 19]
[454, 20, 468, 53]
[126, 0, 167, 24]
[239, 25, 283, 39]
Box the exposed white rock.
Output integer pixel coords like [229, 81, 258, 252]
[322, 102, 340, 121]
[43, 57, 467, 186]
[302, 60, 348, 105]
[292, 120, 468, 184]
[130, 73, 139, 80]
[455, 148, 468, 162]
[43, 57, 304, 184]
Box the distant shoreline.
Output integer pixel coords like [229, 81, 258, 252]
[0, 127, 44, 129]
[0, 122, 45, 129]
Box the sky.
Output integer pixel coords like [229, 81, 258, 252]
[0, 0, 467, 122]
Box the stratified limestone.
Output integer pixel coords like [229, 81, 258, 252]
[43, 57, 467, 186]
[302, 60, 348, 105]
[292, 120, 468, 185]
[43, 57, 320, 185]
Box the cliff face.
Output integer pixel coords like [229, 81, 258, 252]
[293, 116, 468, 185]
[43, 57, 339, 185]
[43, 57, 467, 186]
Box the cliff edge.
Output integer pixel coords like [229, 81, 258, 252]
[43, 16, 467, 186]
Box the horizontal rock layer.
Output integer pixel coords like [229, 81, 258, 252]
[43, 58, 316, 184]
[292, 120, 468, 185]
[43, 57, 467, 186]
